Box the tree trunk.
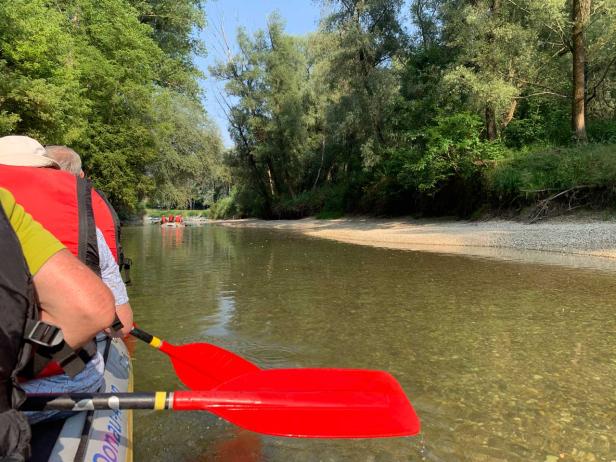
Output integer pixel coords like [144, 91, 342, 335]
[485, 106, 497, 141]
[571, 0, 590, 142]
[313, 137, 325, 190]
[501, 99, 518, 130]
[266, 163, 276, 198]
[483, 0, 500, 141]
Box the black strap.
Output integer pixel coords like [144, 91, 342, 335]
[122, 257, 132, 285]
[94, 188, 124, 267]
[77, 178, 100, 276]
[53, 342, 95, 378]
[24, 320, 95, 378]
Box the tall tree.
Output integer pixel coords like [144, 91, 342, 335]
[440, 0, 541, 140]
[571, 0, 591, 141]
[321, 0, 406, 169]
[521, 0, 616, 142]
[212, 15, 321, 215]
[129, 0, 206, 97]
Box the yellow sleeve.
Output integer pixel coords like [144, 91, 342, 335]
[0, 188, 66, 275]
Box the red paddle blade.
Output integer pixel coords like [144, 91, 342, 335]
[173, 369, 420, 438]
[161, 341, 260, 389]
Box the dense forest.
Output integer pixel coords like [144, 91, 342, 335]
[2, 0, 616, 219]
[0, 0, 223, 215]
[212, 0, 616, 219]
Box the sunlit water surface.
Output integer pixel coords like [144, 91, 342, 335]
[124, 224, 616, 461]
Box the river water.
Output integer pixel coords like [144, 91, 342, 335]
[124, 224, 616, 461]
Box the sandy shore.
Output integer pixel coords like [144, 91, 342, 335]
[211, 217, 616, 271]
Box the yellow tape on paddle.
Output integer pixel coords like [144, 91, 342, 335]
[154, 392, 167, 410]
[149, 336, 163, 349]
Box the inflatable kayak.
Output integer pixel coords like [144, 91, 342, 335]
[29, 337, 133, 462]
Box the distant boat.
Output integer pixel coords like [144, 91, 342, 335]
[161, 221, 185, 228]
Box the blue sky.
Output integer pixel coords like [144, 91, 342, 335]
[196, 1, 324, 147]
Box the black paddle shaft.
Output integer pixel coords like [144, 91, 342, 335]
[130, 327, 154, 344]
[23, 392, 161, 411]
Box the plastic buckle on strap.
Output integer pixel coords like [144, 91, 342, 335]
[46, 340, 95, 378]
[55, 345, 88, 378]
[25, 320, 64, 348]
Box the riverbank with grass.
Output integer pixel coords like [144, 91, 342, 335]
[212, 215, 616, 271]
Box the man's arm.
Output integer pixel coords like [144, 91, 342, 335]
[34, 249, 116, 348]
[96, 228, 134, 337]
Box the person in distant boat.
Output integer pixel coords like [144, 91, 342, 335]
[175, 214, 183, 224]
[45, 145, 134, 337]
[169, 214, 174, 223]
[161, 215, 168, 224]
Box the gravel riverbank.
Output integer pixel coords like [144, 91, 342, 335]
[211, 217, 616, 271]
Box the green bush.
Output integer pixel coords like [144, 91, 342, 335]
[502, 100, 570, 148]
[206, 187, 250, 219]
[207, 196, 238, 219]
[587, 120, 616, 143]
[487, 143, 616, 199]
[389, 112, 506, 194]
[271, 184, 349, 219]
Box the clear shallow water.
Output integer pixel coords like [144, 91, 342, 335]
[124, 224, 616, 461]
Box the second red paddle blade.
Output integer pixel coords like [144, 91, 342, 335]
[198, 368, 420, 438]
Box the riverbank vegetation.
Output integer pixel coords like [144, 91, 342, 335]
[0, 0, 225, 216]
[146, 208, 207, 218]
[3, 0, 616, 221]
[210, 0, 616, 219]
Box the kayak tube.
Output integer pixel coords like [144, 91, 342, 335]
[29, 337, 133, 462]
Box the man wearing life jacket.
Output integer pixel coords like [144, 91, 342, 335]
[0, 184, 117, 458]
[0, 136, 118, 425]
[45, 145, 134, 337]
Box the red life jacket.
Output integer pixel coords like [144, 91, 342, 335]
[92, 188, 123, 265]
[0, 165, 99, 378]
[0, 165, 99, 274]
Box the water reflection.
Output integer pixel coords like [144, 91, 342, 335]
[186, 431, 262, 462]
[161, 225, 185, 248]
[205, 292, 236, 338]
[125, 225, 616, 461]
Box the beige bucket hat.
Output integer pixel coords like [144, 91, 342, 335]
[0, 135, 60, 168]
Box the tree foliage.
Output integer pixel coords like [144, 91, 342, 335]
[212, 0, 616, 218]
[0, 0, 223, 214]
